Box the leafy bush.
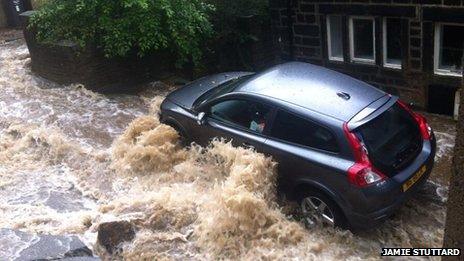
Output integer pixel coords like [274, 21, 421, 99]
[30, 0, 213, 66]
[31, 0, 49, 9]
[207, 0, 269, 42]
[204, 0, 270, 71]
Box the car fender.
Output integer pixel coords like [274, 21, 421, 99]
[161, 115, 190, 140]
[293, 179, 352, 214]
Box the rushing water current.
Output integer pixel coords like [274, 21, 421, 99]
[0, 39, 456, 260]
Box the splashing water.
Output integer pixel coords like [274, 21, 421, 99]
[434, 131, 455, 161]
[0, 39, 454, 260]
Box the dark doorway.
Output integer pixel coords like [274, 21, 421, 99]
[427, 85, 456, 116]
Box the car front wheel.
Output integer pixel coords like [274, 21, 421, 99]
[164, 121, 190, 147]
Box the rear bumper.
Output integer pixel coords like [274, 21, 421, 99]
[347, 162, 433, 230]
[344, 135, 436, 230]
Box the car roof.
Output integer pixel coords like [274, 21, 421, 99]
[234, 62, 386, 121]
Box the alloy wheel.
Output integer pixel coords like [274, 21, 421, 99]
[301, 196, 335, 228]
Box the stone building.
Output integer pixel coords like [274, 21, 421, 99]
[0, 3, 8, 27]
[0, 0, 32, 28]
[270, 0, 463, 117]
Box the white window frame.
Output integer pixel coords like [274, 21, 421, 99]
[434, 23, 464, 77]
[349, 16, 376, 64]
[326, 16, 344, 62]
[383, 18, 402, 69]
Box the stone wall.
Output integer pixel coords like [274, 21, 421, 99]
[200, 15, 277, 75]
[270, 0, 464, 113]
[0, 3, 7, 28]
[21, 11, 174, 93]
[21, 10, 277, 93]
[246, 18, 278, 70]
[1, 0, 32, 27]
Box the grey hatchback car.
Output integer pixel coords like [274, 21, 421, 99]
[160, 62, 436, 229]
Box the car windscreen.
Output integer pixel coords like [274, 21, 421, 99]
[193, 75, 254, 107]
[356, 103, 422, 175]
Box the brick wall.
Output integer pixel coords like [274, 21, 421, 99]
[270, 0, 464, 112]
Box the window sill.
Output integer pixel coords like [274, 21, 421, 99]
[383, 63, 402, 70]
[351, 58, 376, 66]
[328, 57, 344, 63]
[434, 70, 462, 77]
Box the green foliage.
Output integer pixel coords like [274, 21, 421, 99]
[207, 0, 269, 43]
[201, 0, 270, 71]
[31, 0, 50, 9]
[30, 0, 213, 66]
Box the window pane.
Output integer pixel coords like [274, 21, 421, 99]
[439, 24, 464, 73]
[270, 110, 339, 152]
[357, 104, 421, 175]
[328, 16, 343, 60]
[210, 100, 271, 134]
[194, 75, 254, 107]
[385, 18, 402, 66]
[352, 18, 374, 60]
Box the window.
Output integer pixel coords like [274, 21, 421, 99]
[383, 18, 402, 69]
[194, 75, 254, 107]
[327, 16, 344, 61]
[210, 99, 272, 134]
[349, 17, 375, 64]
[434, 23, 464, 76]
[270, 110, 339, 152]
[357, 104, 421, 175]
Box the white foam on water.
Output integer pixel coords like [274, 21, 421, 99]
[434, 131, 456, 161]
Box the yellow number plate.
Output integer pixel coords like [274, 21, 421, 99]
[403, 165, 427, 192]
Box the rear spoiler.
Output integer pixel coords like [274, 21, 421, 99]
[347, 95, 399, 130]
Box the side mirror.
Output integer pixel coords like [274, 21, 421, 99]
[196, 112, 206, 125]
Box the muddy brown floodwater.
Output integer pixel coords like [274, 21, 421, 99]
[0, 37, 456, 260]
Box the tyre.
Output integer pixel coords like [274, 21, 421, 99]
[298, 191, 347, 229]
[164, 122, 190, 147]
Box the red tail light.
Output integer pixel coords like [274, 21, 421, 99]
[343, 123, 387, 187]
[397, 100, 432, 140]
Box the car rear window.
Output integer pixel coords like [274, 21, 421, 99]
[270, 110, 339, 152]
[356, 103, 422, 175]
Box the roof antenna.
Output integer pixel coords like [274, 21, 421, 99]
[337, 92, 351, 100]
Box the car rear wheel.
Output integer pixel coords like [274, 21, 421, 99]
[299, 191, 346, 229]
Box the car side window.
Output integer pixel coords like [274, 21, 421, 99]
[270, 110, 339, 152]
[209, 99, 272, 134]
